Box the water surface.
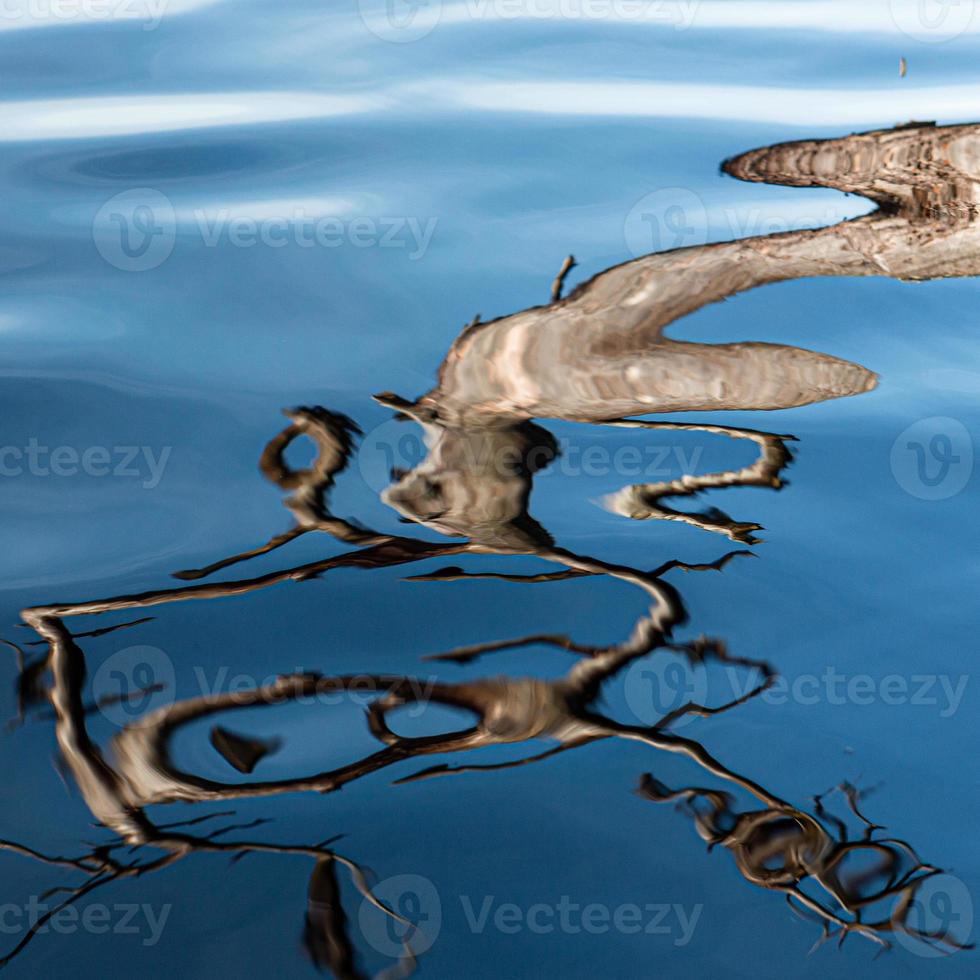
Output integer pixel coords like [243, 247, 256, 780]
[1, 3, 978, 978]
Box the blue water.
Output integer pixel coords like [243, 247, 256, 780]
[0, 2, 978, 977]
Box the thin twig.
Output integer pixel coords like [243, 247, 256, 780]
[551, 254, 577, 302]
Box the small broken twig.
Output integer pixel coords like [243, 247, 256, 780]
[551, 254, 577, 302]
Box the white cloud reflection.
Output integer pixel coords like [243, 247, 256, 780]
[4, 76, 980, 143]
[440, 80, 980, 126]
[0, 92, 385, 141]
[173, 195, 369, 224]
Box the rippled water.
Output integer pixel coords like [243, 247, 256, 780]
[1, 2, 979, 977]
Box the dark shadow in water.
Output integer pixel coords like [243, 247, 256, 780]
[4, 122, 979, 973]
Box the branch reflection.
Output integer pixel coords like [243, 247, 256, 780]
[5, 121, 979, 973]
